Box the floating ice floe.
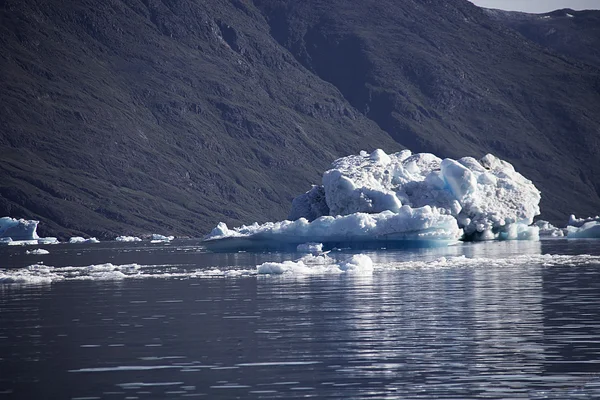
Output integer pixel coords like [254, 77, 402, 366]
[297, 242, 324, 253]
[257, 254, 374, 275]
[567, 215, 600, 239]
[204, 149, 541, 250]
[534, 220, 565, 237]
[151, 234, 174, 243]
[38, 237, 59, 244]
[69, 236, 100, 244]
[4, 254, 600, 286]
[25, 249, 50, 255]
[115, 236, 142, 242]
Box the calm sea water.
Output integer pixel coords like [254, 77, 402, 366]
[1, 239, 600, 399]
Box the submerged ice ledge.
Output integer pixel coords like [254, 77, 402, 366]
[205, 149, 542, 250]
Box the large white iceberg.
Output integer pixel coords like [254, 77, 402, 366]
[204, 149, 541, 250]
[0, 217, 39, 240]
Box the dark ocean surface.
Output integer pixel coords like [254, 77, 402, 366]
[1, 239, 600, 399]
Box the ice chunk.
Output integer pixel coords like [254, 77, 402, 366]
[115, 236, 142, 242]
[26, 249, 50, 255]
[8, 240, 39, 246]
[296, 242, 324, 253]
[290, 149, 541, 241]
[568, 214, 600, 228]
[567, 221, 600, 239]
[0, 217, 39, 240]
[257, 254, 373, 275]
[151, 234, 174, 242]
[38, 237, 59, 244]
[205, 206, 461, 251]
[534, 220, 565, 237]
[338, 254, 374, 274]
[206, 149, 541, 249]
[69, 237, 100, 244]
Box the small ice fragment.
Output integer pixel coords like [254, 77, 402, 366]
[151, 234, 174, 241]
[115, 236, 142, 242]
[296, 242, 323, 253]
[69, 237, 100, 244]
[26, 249, 49, 255]
[338, 254, 374, 274]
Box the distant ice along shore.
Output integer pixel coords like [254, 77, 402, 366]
[0, 217, 175, 245]
[204, 149, 598, 250]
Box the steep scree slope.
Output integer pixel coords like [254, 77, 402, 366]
[0, 0, 401, 238]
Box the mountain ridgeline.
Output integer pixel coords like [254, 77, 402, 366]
[1, 0, 599, 238]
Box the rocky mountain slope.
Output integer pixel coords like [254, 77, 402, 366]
[1, 0, 599, 238]
[485, 8, 600, 67]
[0, 0, 401, 238]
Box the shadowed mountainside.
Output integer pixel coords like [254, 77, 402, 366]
[485, 8, 600, 67]
[254, 0, 600, 225]
[1, 0, 599, 238]
[0, 0, 401, 238]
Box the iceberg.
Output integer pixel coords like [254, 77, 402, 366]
[257, 254, 374, 275]
[567, 215, 600, 239]
[204, 149, 541, 250]
[151, 234, 174, 243]
[26, 249, 50, 255]
[296, 242, 324, 253]
[0, 217, 39, 240]
[205, 206, 461, 251]
[69, 236, 100, 244]
[534, 220, 565, 237]
[115, 236, 142, 242]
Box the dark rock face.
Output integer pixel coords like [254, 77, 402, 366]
[0, 0, 401, 238]
[0, 0, 599, 238]
[485, 8, 600, 67]
[255, 0, 600, 225]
